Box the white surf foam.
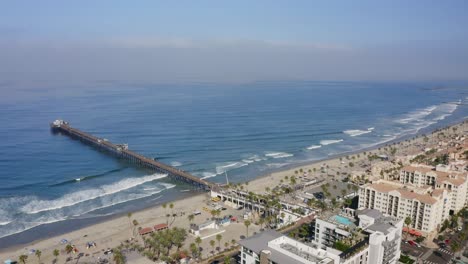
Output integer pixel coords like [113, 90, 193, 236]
[320, 139, 344, 145]
[343, 128, 373, 137]
[170, 161, 182, 167]
[264, 152, 294, 159]
[21, 173, 168, 214]
[396, 105, 437, 124]
[160, 183, 176, 190]
[215, 161, 249, 174]
[200, 172, 218, 179]
[306, 145, 322, 150]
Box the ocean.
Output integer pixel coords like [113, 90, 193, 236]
[0, 81, 466, 247]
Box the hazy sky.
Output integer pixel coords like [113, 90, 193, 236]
[1, 1, 467, 83]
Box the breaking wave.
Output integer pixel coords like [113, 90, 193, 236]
[264, 152, 294, 159]
[320, 139, 344, 145]
[49, 168, 125, 186]
[170, 161, 182, 167]
[343, 127, 374, 137]
[306, 145, 322, 150]
[22, 173, 168, 214]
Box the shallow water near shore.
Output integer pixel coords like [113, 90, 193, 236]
[0, 80, 467, 247]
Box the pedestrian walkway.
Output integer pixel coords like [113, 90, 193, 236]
[436, 248, 453, 256]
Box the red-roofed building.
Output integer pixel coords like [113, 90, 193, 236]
[139, 227, 153, 236]
[154, 223, 169, 231]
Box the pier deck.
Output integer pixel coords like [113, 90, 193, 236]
[50, 120, 212, 190]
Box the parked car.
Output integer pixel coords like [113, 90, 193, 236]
[408, 240, 416, 246]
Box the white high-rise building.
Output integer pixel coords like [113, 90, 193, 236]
[239, 209, 403, 264]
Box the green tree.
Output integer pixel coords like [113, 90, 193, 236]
[19, 255, 28, 264]
[190, 243, 199, 259]
[404, 217, 412, 240]
[209, 240, 216, 254]
[169, 203, 175, 218]
[224, 255, 231, 264]
[65, 244, 73, 254]
[195, 236, 202, 250]
[132, 219, 139, 237]
[127, 212, 133, 237]
[35, 250, 41, 263]
[188, 214, 194, 224]
[244, 220, 251, 237]
[113, 248, 126, 264]
[216, 234, 223, 249]
[53, 249, 59, 263]
[231, 239, 236, 248]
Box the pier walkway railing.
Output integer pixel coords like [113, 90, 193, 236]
[51, 120, 212, 190]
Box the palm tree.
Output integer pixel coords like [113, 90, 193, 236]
[244, 220, 251, 237]
[53, 249, 59, 263]
[65, 244, 73, 254]
[35, 250, 41, 263]
[231, 239, 236, 248]
[258, 217, 265, 229]
[216, 234, 222, 249]
[188, 214, 194, 225]
[224, 242, 229, 250]
[210, 209, 217, 220]
[113, 248, 126, 264]
[404, 216, 412, 240]
[127, 212, 133, 237]
[195, 236, 202, 250]
[132, 219, 139, 237]
[169, 203, 174, 215]
[209, 240, 216, 255]
[19, 255, 28, 264]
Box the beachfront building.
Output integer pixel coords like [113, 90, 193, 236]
[399, 164, 468, 213]
[210, 189, 311, 228]
[358, 179, 450, 233]
[309, 208, 402, 264]
[357, 209, 403, 264]
[239, 229, 340, 264]
[240, 212, 402, 264]
[311, 209, 356, 249]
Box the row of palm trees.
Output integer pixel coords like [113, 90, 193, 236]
[18, 248, 61, 264]
[140, 226, 187, 262]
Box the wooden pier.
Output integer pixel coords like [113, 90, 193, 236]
[50, 120, 212, 190]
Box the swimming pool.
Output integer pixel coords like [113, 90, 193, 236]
[333, 215, 354, 226]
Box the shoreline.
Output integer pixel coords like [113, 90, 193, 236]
[1, 118, 466, 260]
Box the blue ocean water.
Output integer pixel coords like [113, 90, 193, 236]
[0, 81, 466, 244]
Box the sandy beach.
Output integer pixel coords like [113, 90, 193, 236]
[1, 120, 466, 263]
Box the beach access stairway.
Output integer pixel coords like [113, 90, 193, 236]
[51, 120, 212, 190]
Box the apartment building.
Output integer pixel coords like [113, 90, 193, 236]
[239, 229, 366, 264]
[240, 209, 403, 264]
[358, 179, 450, 233]
[399, 165, 468, 213]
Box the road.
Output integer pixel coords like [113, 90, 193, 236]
[401, 242, 455, 264]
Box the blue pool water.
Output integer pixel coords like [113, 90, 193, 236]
[333, 215, 355, 226]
